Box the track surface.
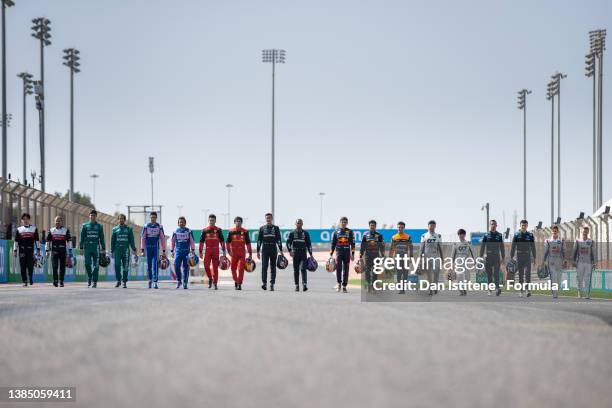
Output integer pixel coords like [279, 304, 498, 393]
[1, 270, 611, 408]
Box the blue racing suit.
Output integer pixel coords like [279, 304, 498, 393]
[141, 222, 167, 282]
[171, 227, 195, 284]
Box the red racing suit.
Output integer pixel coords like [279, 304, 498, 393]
[198, 226, 226, 284]
[226, 227, 252, 284]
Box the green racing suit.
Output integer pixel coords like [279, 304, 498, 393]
[111, 224, 136, 283]
[79, 221, 106, 283]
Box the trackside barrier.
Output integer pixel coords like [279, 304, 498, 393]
[192, 229, 428, 245]
[0, 177, 142, 254]
[3, 243, 173, 283]
[0, 240, 7, 283]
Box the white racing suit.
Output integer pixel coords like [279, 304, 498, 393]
[572, 239, 596, 298]
[544, 237, 565, 297]
[420, 232, 443, 289]
[452, 241, 475, 290]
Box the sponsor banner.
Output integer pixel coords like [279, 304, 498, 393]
[192, 229, 427, 245]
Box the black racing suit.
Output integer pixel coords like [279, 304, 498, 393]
[46, 227, 72, 284]
[257, 224, 282, 285]
[331, 228, 355, 287]
[510, 230, 536, 289]
[360, 230, 385, 285]
[286, 229, 312, 286]
[479, 231, 505, 290]
[13, 225, 40, 284]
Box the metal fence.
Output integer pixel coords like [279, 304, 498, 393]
[0, 177, 142, 250]
[532, 214, 611, 268]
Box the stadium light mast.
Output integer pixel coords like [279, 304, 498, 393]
[586, 51, 597, 212]
[31, 17, 51, 192]
[587, 29, 606, 210]
[63, 48, 80, 201]
[148, 157, 154, 208]
[517, 89, 531, 219]
[551, 72, 566, 220]
[90, 173, 99, 207]
[261, 49, 286, 216]
[225, 184, 233, 229]
[546, 79, 558, 225]
[1, 0, 15, 180]
[481, 202, 490, 232]
[0, 112, 10, 126]
[17, 72, 33, 183]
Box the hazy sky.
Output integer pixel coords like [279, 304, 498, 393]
[4, 0, 611, 236]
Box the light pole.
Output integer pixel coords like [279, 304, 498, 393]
[30, 170, 39, 189]
[17, 72, 33, 183]
[517, 89, 531, 219]
[63, 48, 80, 201]
[90, 174, 99, 207]
[481, 203, 490, 232]
[551, 72, 566, 220]
[318, 192, 325, 229]
[595, 31, 605, 210]
[225, 184, 233, 227]
[586, 51, 597, 211]
[261, 49, 286, 216]
[587, 29, 606, 210]
[1, 0, 15, 180]
[0, 112, 10, 126]
[546, 79, 558, 225]
[31, 17, 51, 192]
[148, 157, 154, 208]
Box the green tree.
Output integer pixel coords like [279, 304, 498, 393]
[54, 191, 95, 209]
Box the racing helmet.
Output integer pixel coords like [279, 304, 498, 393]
[219, 255, 230, 271]
[99, 253, 111, 267]
[188, 253, 199, 268]
[475, 266, 486, 281]
[131, 254, 139, 268]
[537, 263, 550, 279]
[306, 256, 318, 272]
[325, 257, 336, 273]
[354, 258, 364, 274]
[34, 253, 44, 269]
[65, 253, 74, 269]
[159, 256, 169, 270]
[245, 257, 256, 273]
[276, 254, 289, 270]
[506, 259, 518, 276]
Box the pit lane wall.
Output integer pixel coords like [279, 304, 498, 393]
[0, 241, 173, 283]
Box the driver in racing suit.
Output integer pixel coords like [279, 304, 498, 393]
[479, 219, 505, 296]
[543, 225, 565, 299]
[170, 217, 195, 290]
[389, 221, 413, 294]
[451, 228, 475, 296]
[510, 219, 536, 297]
[226, 216, 252, 291]
[359, 220, 385, 293]
[420, 220, 444, 295]
[140, 211, 166, 289]
[330, 217, 355, 293]
[13, 213, 40, 287]
[572, 226, 596, 299]
[199, 214, 226, 290]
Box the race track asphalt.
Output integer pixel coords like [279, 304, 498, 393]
[0, 269, 610, 408]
